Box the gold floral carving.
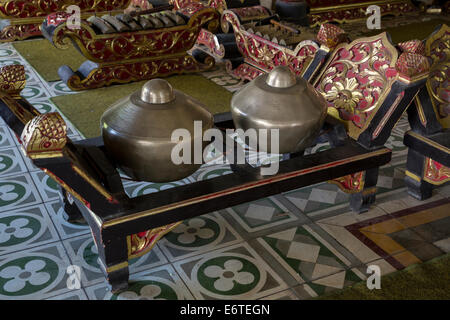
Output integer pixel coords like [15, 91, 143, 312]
[423, 157, 450, 185]
[425, 24, 449, 128]
[223, 10, 319, 78]
[328, 171, 365, 194]
[128, 222, 182, 259]
[314, 33, 399, 139]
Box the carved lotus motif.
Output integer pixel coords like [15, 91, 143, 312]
[324, 77, 364, 117]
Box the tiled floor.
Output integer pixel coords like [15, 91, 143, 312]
[0, 40, 449, 300]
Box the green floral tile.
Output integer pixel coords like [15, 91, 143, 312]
[0, 174, 42, 213]
[188, 163, 233, 182]
[62, 234, 168, 287]
[173, 243, 288, 299]
[0, 204, 60, 256]
[123, 177, 191, 197]
[45, 200, 90, 240]
[20, 84, 50, 100]
[29, 100, 57, 114]
[0, 147, 28, 178]
[85, 265, 193, 300]
[158, 212, 242, 261]
[0, 126, 17, 150]
[0, 243, 73, 299]
[30, 171, 60, 202]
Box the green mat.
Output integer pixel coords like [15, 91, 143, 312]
[13, 39, 85, 82]
[51, 75, 233, 138]
[318, 253, 450, 300]
[363, 19, 449, 43]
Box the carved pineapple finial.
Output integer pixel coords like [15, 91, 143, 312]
[20, 113, 67, 159]
[316, 23, 348, 49]
[0, 65, 26, 98]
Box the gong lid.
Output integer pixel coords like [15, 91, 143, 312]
[101, 79, 213, 139]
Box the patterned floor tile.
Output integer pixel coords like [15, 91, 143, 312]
[226, 197, 298, 233]
[123, 177, 192, 197]
[257, 224, 353, 284]
[0, 46, 18, 60]
[45, 200, 90, 240]
[0, 204, 60, 256]
[283, 183, 349, 214]
[0, 58, 24, 69]
[0, 147, 28, 178]
[158, 211, 242, 261]
[0, 126, 18, 150]
[20, 83, 51, 101]
[27, 99, 58, 115]
[173, 242, 288, 299]
[317, 205, 389, 227]
[315, 222, 382, 265]
[45, 81, 78, 97]
[283, 164, 407, 216]
[343, 199, 450, 269]
[306, 266, 366, 296]
[387, 116, 410, 159]
[433, 237, 450, 253]
[259, 289, 299, 300]
[434, 184, 450, 198]
[30, 171, 61, 202]
[62, 234, 168, 287]
[291, 284, 318, 299]
[188, 162, 233, 182]
[0, 173, 42, 213]
[84, 265, 194, 300]
[46, 289, 88, 300]
[0, 243, 74, 299]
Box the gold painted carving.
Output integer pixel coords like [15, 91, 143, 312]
[20, 112, 67, 159]
[314, 33, 399, 139]
[128, 222, 182, 259]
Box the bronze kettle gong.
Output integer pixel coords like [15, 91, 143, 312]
[231, 66, 328, 154]
[101, 79, 214, 182]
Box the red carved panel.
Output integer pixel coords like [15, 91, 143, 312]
[223, 10, 319, 77]
[315, 34, 399, 129]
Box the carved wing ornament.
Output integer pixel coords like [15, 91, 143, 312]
[0, 0, 131, 19]
[316, 34, 399, 129]
[425, 24, 449, 127]
[49, 7, 217, 63]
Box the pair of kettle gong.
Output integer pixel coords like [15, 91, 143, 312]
[101, 66, 328, 182]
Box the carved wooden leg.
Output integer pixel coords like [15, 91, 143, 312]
[58, 186, 86, 224]
[350, 167, 379, 213]
[96, 235, 130, 293]
[405, 149, 433, 200]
